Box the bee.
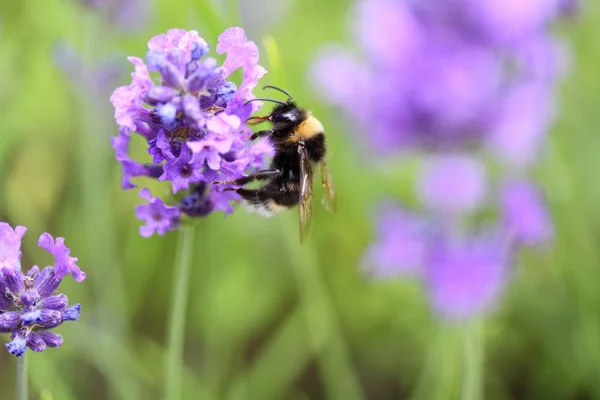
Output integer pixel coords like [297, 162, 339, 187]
[215, 85, 336, 243]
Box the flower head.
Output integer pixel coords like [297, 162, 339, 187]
[0, 223, 84, 357]
[111, 27, 271, 236]
[311, 0, 567, 155]
[314, 0, 570, 321]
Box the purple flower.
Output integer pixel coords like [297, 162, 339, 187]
[486, 82, 554, 168]
[159, 145, 204, 193]
[460, 0, 564, 45]
[363, 204, 430, 277]
[111, 28, 271, 234]
[0, 223, 26, 272]
[38, 234, 86, 282]
[500, 180, 552, 246]
[135, 188, 181, 237]
[315, 0, 571, 320]
[425, 233, 509, 320]
[311, 0, 568, 155]
[0, 223, 84, 357]
[417, 154, 487, 215]
[80, 0, 151, 33]
[53, 41, 124, 97]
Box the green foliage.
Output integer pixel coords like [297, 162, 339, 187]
[0, 0, 599, 399]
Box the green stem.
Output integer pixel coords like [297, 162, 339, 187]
[16, 354, 28, 400]
[461, 321, 484, 400]
[279, 217, 364, 400]
[165, 225, 196, 400]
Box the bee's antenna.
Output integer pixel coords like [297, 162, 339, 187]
[245, 98, 287, 105]
[263, 85, 293, 102]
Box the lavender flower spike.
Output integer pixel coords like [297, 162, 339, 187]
[111, 27, 272, 236]
[0, 223, 85, 357]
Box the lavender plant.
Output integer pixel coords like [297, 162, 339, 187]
[0, 223, 85, 357]
[111, 27, 271, 237]
[0, 223, 85, 399]
[312, 0, 569, 321]
[110, 27, 270, 400]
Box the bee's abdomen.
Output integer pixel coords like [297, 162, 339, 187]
[305, 132, 326, 163]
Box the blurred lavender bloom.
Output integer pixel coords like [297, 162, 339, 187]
[0, 223, 84, 357]
[363, 203, 429, 277]
[53, 41, 123, 99]
[417, 154, 487, 215]
[500, 181, 552, 246]
[311, 0, 567, 156]
[111, 28, 271, 236]
[425, 233, 509, 321]
[80, 0, 152, 33]
[312, 0, 570, 320]
[239, 0, 293, 35]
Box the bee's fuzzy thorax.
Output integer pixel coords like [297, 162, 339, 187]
[290, 114, 324, 142]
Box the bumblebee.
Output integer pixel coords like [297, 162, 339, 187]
[215, 85, 336, 243]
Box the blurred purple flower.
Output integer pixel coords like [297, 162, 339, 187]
[53, 41, 123, 99]
[425, 233, 509, 321]
[80, 0, 152, 33]
[363, 204, 429, 277]
[311, 0, 567, 155]
[486, 82, 554, 167]
[312, 0, 570, 320]
[417, 154, 487, 215]
[111, 28, 271, 236]
[0, 223, 84, 357]
[500, 181, 552, 246]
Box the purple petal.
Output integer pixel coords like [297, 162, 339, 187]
[38, 331, 63, 348]
[135, 189, 181, 237]
[0, 223, 26, 273]
[425, 234, 509, 321]
[363, 202, 429, 278]
[0, 312, 21, 332]
[6, 334, 26, 357]
[418, 154, 487, 214]
[38, 233, 86, 282]
[500, 180, 552, 246]
[62, 304, 81, 321]
[26, 332, 46, 352]
[39, 294, 68, 310]
[206, 113, 241, 135]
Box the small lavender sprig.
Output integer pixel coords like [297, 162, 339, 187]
[111, 27, 272, 237]
[0, 223, 85, 400]
[0, 223, 85, 357]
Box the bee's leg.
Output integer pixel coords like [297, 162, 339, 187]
[236, 188, 299, 206]
[214, 169, 280, 186]
[250, 129, 274, 141]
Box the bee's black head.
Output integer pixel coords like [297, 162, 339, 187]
[270, 102, 303, 126]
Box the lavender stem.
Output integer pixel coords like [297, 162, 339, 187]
[165, 225, 196, 400]
[16, 354, 27, 400]
[461, 321, 484, 400]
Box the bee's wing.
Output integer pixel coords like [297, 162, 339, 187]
[298, 144, 314, 244]
[319, 160, 337, 213]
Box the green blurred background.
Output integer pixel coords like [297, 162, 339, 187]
[0, 0, 599, 399]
